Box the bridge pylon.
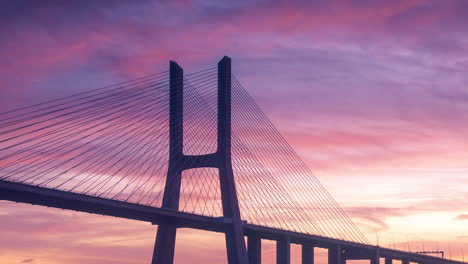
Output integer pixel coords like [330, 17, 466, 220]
[151, 56, 249, 264]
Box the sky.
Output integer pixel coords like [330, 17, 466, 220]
[1, 0, 468, 263]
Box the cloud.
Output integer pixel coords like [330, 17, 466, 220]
[345, 197, 468, 232]
[345, 206, 415, 231]
[454, 214, 468, 221]
[2, 0, 467, 92]
[431, 90, 468, 104]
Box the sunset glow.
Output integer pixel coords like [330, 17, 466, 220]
[1, 1, 468, 263]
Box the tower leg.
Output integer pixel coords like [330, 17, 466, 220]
[152, 224, 177, 264]
[152, 61, 184, 264]
[218, 56, 249, 264]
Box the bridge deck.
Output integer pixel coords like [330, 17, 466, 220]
[0, 179, 463, 264]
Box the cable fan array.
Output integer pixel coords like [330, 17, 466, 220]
[0, 68, 215, 211]
[0, 68, 368, 244]
[186, 74, 369, 244]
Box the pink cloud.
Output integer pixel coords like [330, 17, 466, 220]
[2, 0, 466, 95]
[455, 214, 468, 221]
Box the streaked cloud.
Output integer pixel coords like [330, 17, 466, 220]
[455, 214, 468, 221]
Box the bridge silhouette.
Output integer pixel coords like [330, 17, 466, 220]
[0, 56, 464, 264]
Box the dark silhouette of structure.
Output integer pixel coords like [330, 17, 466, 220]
[152, 58, 248, 264]
[0, 57, 465, 264]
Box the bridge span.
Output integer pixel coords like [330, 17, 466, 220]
[0, 57, 464, 264]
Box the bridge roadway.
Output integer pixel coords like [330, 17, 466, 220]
[0, 179, 463, 264]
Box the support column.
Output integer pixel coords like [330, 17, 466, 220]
[328, 245, 343, 264]
[302, 244, 314, 264]
[402, 260, 409, 264]
[217, 56, 249, 264]
[152, 61, 184, 264]
[277, 236, 291, 264]
[385, 258, 392, 264]
[248, 235, 261, 264]
[370, 247, 381, 264]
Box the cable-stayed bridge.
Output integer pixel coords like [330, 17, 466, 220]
[0, 57, 463, 264]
